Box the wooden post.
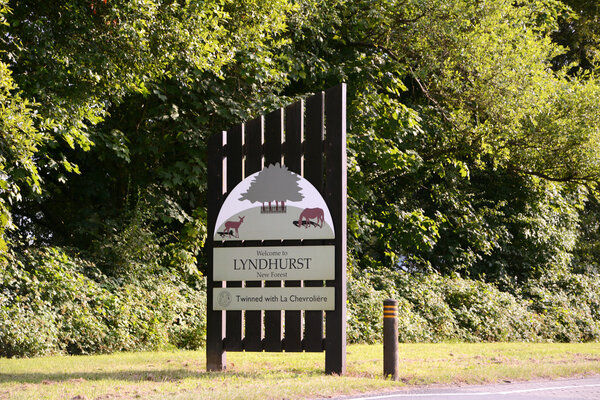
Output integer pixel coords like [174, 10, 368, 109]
[284, 100, 304, 352]
[225, 125, 244, 352]
[303, 91, 326, 352]
[325, 83, 347, 375]
[263, 108, 284, 352]
[206, 132, 226, 371]
[383, 299, 399, 380]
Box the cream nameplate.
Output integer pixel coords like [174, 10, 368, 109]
[213, 245, 334, 281]
[213, 287, 335, 310]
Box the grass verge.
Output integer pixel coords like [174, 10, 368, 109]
[1, 343, 599, 400]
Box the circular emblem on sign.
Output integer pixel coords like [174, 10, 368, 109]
[217, 290, 232, 308]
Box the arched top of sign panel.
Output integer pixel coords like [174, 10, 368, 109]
[214, 163, 335, 241]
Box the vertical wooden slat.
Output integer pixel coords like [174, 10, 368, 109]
[206, 132, 226, 371]
[245, 116, 263, 174]
[284, 100, 303, 173]
[243, 116, 264, 352]
[303, 91, 326, 352]
[264, 109, 283, 167]
[284, 100, 303, 352]
[263, 108, 284, 352]
[224, 125, 244, 351]
[305, 92, 325, 184]
[324, 83, 347, 374]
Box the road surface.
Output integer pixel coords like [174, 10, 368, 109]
[324, 377, 600, 400]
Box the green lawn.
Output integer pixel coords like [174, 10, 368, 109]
[1, 343, 599, 400]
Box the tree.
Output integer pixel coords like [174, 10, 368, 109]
[2, 0, 294, 260]
[277, 0, 600, 280]
[5, 0, 600, 285]
[0, 1, 41, 253]
[4, 0, 600, 355]
[553, 0, 600, 73]
[239, 163, 303, 212]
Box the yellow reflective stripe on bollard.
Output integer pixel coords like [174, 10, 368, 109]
[383, 305, 397, 318]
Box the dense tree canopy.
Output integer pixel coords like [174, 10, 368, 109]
[0, 0, 41, 251]
[270, 0, 600, 282]
[552, 0, 600, 72]
[1, 0, 600, 338]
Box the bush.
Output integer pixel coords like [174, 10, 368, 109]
[0, 255, 60, 357]
[0, 247, 207, 357]
[439, 276, 540, 342]
[393, 273, 459, 341]
[4, 246, 600, 357]
[352, 269, 460, 342]
[0, 303, 59, 358]
[346, 268, 600, 344]
[347, 274, 389, 343]
[520, 272, 600, 342]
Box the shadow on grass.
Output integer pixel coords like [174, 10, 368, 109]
[0, 369, 269, 384]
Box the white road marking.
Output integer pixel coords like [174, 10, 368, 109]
[346, 383, 600, 399]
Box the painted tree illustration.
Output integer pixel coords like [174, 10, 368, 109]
[239, 163, 303, 212]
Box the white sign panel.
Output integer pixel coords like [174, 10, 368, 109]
[213, 245, 334, 281]
[214, 163, 335, 241]
[213, 287, 335, 310]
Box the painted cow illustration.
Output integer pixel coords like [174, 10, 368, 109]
[297, 208, 324, 228]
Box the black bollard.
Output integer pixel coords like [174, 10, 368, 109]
[383, 299, 399, 380]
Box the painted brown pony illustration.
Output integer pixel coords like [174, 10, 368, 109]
[297, 208, 324, 228]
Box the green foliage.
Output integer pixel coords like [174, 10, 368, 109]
[347, 268, 600, 344]
[553, 0, 600, 72]
[3, 246, 600, 358]
[3, 0, 600, 354]
[341, 0, 600, 277]
[346, 273, 391, 344]
[7, 0, 600, 282]
[0, 2, 41, 250]
[0, 303, 59, 358]
[0, 247, 206, 357]
[573, 192, 600, 274]
[520, 270, 600, 342]
[4, 0, 294, 138]
[347, 272, 430, 344]
[1, 0, 294, 254]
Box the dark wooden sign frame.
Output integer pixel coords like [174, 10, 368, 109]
[206, 84, 347, 374]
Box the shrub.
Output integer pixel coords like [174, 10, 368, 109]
[0, 254, 60, 357]
[4, 245, 600, 357]
[0, 302, 59, 358]
[393, 273, 459, 341]
[439, 276, 540, 342]
[346, 268, 600, 344]
[520, 272, 600, 342]
[347, 274, 389, 343]
[0, 247, 207, 357]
